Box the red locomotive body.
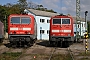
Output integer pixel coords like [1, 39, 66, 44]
[8, 14, 37, 47]
[49, 15, 74, 47]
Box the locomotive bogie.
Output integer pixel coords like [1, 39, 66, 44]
[49, 36, 74, 41]
[9, 35, 35, 47]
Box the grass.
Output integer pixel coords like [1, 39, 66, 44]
[51, 54, 72, 60]
[0, 52, 22, 60]
[1, 51, 90, 60]
[22, 54, 49, 60]
[74, 51, 90, 60]
[22, 53, 72, 60]
[78, 51, 90, 56]
[79, 57, 89, 60]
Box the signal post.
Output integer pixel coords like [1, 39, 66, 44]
[84, 32, 88, 54]
[84, 11, 88, 54]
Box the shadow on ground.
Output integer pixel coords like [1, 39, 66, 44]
[4, 43, 32, 48]
[36, 40, 50, 47]
[36, 40, 70, 48]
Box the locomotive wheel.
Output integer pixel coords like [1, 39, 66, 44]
[19, 41, 22, 47]
[65, 41, 69, 47]
[28, 42, 31, 46]
[12, 45, 16, 48]
[24, 45, 28, 48]
[49, 41, 54, 46]
[49, 41, 52, 46]
[0, 39, 3, 43]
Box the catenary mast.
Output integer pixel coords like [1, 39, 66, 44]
[76, 0, 81, 41]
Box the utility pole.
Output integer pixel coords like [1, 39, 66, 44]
[76, 0, 80, 42]
[4, 15, 6, 34]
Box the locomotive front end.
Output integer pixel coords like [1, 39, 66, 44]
[8, 14, 36, 47]
[49, 15, 74, 47]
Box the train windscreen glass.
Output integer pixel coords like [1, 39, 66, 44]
[11, 17, 31, 24]
[11, 17, 20, 24]
[53, 19, 61, 24]
[62, 19, 70, 24]
[21, 17, 30, 24]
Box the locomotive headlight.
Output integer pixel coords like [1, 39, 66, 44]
[10, 32, 12, 34]
[52, 34, 55, 36]
[28, 32, 30, 34]
[68, 34, 70, 36]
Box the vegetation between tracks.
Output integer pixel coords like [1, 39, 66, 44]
[51, 53, 72, 60]
[74, 51, 90, 60]
[0, 51, 90, 60]
[17, 53, 73, 60]
[0, 52, 22, 60]
[0, 53, 73, 60]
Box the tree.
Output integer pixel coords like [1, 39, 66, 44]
[0, 5, 7, 23]
[5, 3, 13, 7]
[18, 0, 28, 9]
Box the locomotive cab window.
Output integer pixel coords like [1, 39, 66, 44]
[10, 17, 30, 24]
[62, 18, 70, 24]
[21, 17, 30, 24]
[11, 17, 20, 24]
[52, 19, 61, 24]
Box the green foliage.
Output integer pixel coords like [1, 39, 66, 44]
[0, 5, 7, 23]
[0, 52, 22, 60]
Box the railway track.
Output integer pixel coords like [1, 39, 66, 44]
[48, 46, 75, 60]
[16, 40, 37, 60]
[48, 47, 57, 60]
[67, 47, 75, 60]
[16, 48, 28, 60]
[0, 41, 86, 60]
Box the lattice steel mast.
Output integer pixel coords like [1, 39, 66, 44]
[76, 0, 81, 41]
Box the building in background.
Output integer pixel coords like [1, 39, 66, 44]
[73, 17, 85, 37]
[24, 9, 86, 40]
[24, 9, 59, 40]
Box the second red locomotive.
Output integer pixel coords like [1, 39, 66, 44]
[8, 14, 37, 47]
[49, 14, 74, 47]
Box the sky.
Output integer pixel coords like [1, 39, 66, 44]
[0, 0, 90, 20]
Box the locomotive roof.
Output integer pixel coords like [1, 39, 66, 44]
[26, 9, 59, 17]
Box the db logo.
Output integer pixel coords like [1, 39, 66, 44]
[18, 28, 23, 30]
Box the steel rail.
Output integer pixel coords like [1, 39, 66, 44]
[68, 48, 75, 60]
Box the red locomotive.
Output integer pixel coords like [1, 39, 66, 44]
[8, 14, 37, 47]
[49, 14, 74, 47]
